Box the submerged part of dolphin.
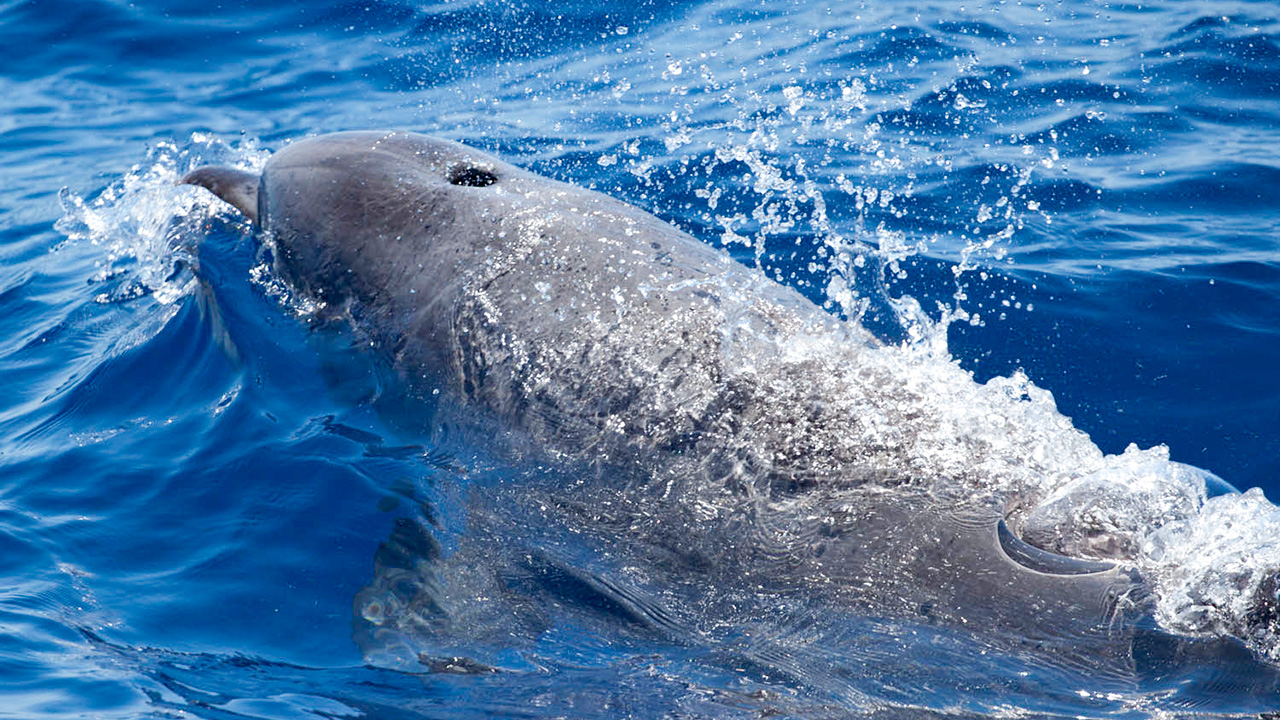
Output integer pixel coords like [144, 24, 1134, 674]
[182, 132, 1279, 688]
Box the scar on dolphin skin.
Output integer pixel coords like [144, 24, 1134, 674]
[182, 131, 1280, 690]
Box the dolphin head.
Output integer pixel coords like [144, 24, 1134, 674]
[184, 132, 524, 314]
[258, 132, 510, 311]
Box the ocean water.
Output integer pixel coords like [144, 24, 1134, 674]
[3, 0, 1280, 717]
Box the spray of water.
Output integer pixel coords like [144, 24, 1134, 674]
[54, 133, 268, 305]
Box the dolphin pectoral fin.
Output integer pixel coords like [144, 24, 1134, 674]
[996, 520, 1117, 576]
[182, 166, 261, 225]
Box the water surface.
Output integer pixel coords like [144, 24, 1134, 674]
[2, 1, 1280, 717]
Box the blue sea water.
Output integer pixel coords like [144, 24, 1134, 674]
[3, 0, 1280, 717]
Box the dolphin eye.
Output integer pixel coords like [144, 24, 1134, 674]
[448, 164, 498, 187]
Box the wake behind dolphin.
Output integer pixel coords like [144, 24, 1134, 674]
[183, 131, 1280, 702]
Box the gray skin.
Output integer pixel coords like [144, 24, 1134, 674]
[181, 131, 1266, 682]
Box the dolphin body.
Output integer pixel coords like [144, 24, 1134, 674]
[183, 131, 1277, 693]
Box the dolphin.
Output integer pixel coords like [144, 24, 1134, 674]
[182, 131, 1278, 691]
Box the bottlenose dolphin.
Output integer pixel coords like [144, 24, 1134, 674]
[182, 131, 1276, 688]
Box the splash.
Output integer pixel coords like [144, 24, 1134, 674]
[1010, 443, 1280, 660]
[592, 49, 1051, 353]
[55, 133, 268, 305]
[599, 37, 1280, 662]
[1146, 488, 1280, 661]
